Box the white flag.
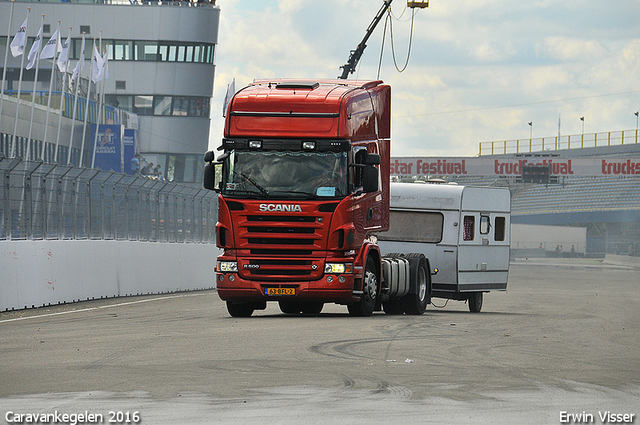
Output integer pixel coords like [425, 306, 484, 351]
[40, 29, 59, 60]
[26, 27, 43, 70]
[57, 33, 71, 72]
[102, 52, 109, 80]
[223, 78, 235, 117]
[71, 36, 85, 81]
[10, 16, 28, 57]
[91, 43, 105, 83]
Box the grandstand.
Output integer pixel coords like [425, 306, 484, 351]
[393, 136, 640, 257]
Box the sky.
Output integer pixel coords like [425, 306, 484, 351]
[208, 0, 640, 157]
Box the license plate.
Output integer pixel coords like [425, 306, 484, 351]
[265, 287, 296, 296]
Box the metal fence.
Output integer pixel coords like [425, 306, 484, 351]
[0, 156, 217, 243]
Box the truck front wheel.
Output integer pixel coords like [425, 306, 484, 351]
[348, 256, 378, 317]
[226, 301, 255, 317]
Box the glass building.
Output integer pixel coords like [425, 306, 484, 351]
[0, 0, 220, 184]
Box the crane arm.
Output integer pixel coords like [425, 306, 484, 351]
[338, 0, 393, 79]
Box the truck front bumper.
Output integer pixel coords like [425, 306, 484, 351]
[216, 273, 361, 304]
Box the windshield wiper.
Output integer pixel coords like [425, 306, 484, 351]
[237, 172, 270, 197]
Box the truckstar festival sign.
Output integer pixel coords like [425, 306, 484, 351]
[390, 157, 640, 177]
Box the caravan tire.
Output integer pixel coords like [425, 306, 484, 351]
[468, 292, 483, 313]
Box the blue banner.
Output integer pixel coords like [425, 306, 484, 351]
[91, 124, 122, 172]
[123, 129, 136, 175]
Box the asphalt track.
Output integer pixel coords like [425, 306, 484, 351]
[1, 259, 639, 424]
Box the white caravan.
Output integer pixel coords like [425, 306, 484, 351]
[378, 182, 511, 312]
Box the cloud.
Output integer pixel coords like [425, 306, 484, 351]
[209, 0, 640, 156]
[536, 37, 607, 62]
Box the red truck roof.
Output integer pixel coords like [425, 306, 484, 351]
[225, 79, 391, 141]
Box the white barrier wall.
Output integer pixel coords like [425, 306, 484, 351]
[0, 240, 221, 311]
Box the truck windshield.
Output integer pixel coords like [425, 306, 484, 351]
[222, 150, 348, 199]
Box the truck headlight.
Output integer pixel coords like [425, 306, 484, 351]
[217, 261, 238, 273]
[324, 263, 353, 274]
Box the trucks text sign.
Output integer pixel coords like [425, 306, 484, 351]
[391, 157, 640, 177]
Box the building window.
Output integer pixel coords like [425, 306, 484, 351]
[68, 39, 215, 63]
[113, 40, 133, 60]
[115, 80, 126, 90]
[154, 96, 172, 116]
[105, 95, 210, 117]
[79, 25, 91, 35]
[172, 97, 189, 116]
[134, 95, 154, 115]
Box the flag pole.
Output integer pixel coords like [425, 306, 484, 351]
[11, 7, 30, 158]
[91, 33, 103, 169]
[67, 32, 85, 165]
[54, 27, 71, 164]
[79, 37, 96, 167]
[41, 21, 61, 161]
[26, 14, 44, 161]
[0, 0, 16, 122]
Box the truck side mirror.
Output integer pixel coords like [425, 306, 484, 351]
[204, 150, 215, 163]
[365, 153, 381, 165]
[362, 164, 379, 193]
[203, 150, 221, 191]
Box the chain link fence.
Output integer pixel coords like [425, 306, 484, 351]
[1, 156, 217, 243]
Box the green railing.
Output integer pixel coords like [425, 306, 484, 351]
[479, 129, 640, 156]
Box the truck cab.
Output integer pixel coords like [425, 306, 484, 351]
[204, 79, 392, 317]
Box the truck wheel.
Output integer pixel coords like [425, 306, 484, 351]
[348, 256, 378, 317]
[383, 299, 404, 315]
[468, 292, 483, 313]
[301, 302, 324, 316]
[279, 301, 301, 315]
[402, 254, 430, 315]
[226, 301, 255, 317]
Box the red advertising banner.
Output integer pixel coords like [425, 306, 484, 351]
[390, 157, 640, 177]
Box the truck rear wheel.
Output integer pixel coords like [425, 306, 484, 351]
[348, 256, 378, 317]
[226, 301, 255, 317]
[401, 254, 430, 315]
[383, 299, 404, 315]
[468, 292, 483, 313]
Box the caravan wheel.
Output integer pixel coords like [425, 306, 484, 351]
[468, 292, 483, 313]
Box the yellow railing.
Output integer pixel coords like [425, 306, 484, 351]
[478, 129, 640, 156]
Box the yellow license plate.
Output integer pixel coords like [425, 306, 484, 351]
[265, 287, 296, 296]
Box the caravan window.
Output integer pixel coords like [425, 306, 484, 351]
[480, 215, 491, 235]
[463, 216, 475, 241]
[494, 216, 506, 241]
[380, 211, 443, 243]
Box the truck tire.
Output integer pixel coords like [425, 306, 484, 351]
[468, 292, 483, 313]
[279, 301, 301, 315]
[401, 254, 430, 315]
[348, 256, 378, 317]
[383, 299, 404, 315]
[226, 301, 255, 317]
[301, 301, 324, 316]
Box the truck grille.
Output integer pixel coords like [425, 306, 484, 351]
[235, 213, 327, 281]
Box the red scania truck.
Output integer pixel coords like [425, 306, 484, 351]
[203, 79, 432, 317]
